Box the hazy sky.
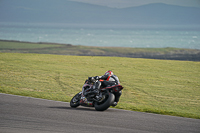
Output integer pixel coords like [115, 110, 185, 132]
[69, 0, 200, 8]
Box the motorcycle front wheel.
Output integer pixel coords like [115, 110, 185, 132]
[70, 92, 81, 108]
[94, 92, 115, 111]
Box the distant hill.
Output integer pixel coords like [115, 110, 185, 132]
[0, 0, 200, 25]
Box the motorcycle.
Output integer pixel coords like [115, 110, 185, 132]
[70, 77, 123, 111]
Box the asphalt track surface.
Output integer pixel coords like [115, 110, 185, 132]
[0, 93, 200, 133]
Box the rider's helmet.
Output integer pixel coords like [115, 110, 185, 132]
[104, 70, 113, 76]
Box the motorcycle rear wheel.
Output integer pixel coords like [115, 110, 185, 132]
[94, 92, 115, 111]
[70, 92, 81, 108]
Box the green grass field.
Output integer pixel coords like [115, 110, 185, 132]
[0, 41, 65, 49]
[1, 40, 200, 61]
[0, 53, 200, 119]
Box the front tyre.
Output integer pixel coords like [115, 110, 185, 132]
[70, 92, 81, 108]
[94, 92, 115, 111]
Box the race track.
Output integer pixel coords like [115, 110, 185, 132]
[0, 93, 199, 133]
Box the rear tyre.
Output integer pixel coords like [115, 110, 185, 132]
[70, 93, 81, 108]
[94, 92, 115, 111]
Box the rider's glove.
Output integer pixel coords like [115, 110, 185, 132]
[94, 76, 99, 80]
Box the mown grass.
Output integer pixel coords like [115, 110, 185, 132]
[0, 53, 200, 119]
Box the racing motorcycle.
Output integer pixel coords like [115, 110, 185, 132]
[70, 77, 123, 111]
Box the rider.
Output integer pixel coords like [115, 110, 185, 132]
[93, 70, 122, 106]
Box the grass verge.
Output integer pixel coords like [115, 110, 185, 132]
[0, 53, 200, 119]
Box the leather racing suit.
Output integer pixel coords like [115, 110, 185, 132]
[94, 74, 122, 104]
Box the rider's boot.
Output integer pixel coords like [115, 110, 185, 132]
[95, 92, 102, 100]
[93, 81, 102, 100]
